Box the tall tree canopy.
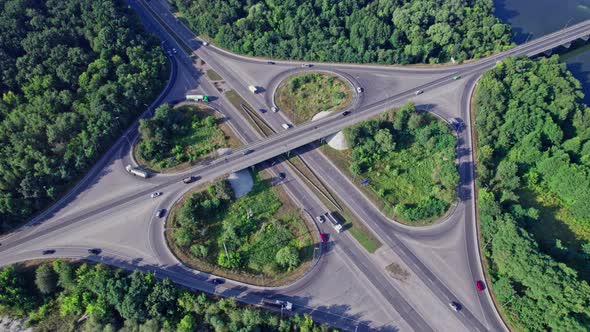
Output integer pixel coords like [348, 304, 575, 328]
[475, 56, 590, 331]
[0, 0, 167, 230]
[173, 0, 513, 64]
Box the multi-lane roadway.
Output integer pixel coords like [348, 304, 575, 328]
[1, 0, 589, 330]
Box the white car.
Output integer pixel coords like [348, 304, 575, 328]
[151, 192, 162, 198]
[316, 215, 326, 223]
[271, 106, 279, 113]
[415, 90, 424, 95]
[202, 41, 209, 46]
[356, 87, 363, 93]
[172, 48, 177, 54]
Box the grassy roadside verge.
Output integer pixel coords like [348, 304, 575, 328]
[133, 105, 241, 173]
[206, 69, 223, 81]
[164, 173, 316, 287]
[319, 144, 443, 226]
[275, 72, 353, 124]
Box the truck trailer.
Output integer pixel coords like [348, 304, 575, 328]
[125, 165, 149, 178]
[261, 299, 293, 311]
[186, 94, 209, 102]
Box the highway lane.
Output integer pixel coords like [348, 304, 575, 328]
[0, 6, 436, 327]
[2, 0, 588, 330]
[134, 2, 486, 330]
[134, 3, 512, 330]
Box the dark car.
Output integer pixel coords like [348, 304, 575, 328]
[211, 278, 225, 285]
[42, 249, 56, 255]
[156, 209, 166, 218]
[267, 61, 275, 65]
[88, 248, 102, 255]
[183, 176, 200, 184]
[243, 149, 253, 156]
[342, 110, 351, 116]
[259, 108, 267, 113]
[476, 280, 485, 292]
[320, 233, 329, 243]
[278, 172, 286, 180]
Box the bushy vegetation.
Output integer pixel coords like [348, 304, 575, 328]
[137, 104, 230, 170]
[172, 175, 312, 279]
[276, 73, 351, 124]
[343, 103, 458, 222]
[0, 0, 167, 231]
[172, 0, 512, 64]
[474, 56, 590, 331]
[0, 261, 330, 331]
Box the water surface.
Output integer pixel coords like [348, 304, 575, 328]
[494, 0, 590, 104]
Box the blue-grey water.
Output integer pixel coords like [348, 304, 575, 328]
[494, 0, 590, 104]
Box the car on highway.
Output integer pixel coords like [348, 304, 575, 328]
[88, 248, 102, 255]
[211, 278, 225, 285]
[267, 61, 275, 65]
[167, 51, 172, 57]
[415, 90, 424, 95]
[156, 209, 166, 218]
[271, 106, 279, 113]
[301, 64, 313, 68]
[243, 149, 253, 155]
[151, 192, 162, 198]
[202, 41, 209, 46]
[453, 75, 461, 80]
[342, 110, 351, 116]
[449, 117, 464, 131]
[278, 172, 286, 180]
[356, 87, 363, 93]
[281, 123, 291, 130]
[259, 108, 267, 113]
[449, 301, 461, 311]
[183, 176, 199, 184]
[316, 215, 325, 223]
[172, 48, 177, 54]
[42, 249, 56, 255]
[320, 233, 329, 243]
[476, 280, 485, 292]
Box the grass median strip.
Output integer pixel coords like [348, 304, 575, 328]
[206, 69, 223, 81]
[288, 150, 382, 253]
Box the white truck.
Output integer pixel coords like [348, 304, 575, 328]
[262, 299, 293, 311]
[248, 85, 258, 94]
[329, 212, 344, 233]
[186, 94, 209, 102]
[126, 165, 149, 178]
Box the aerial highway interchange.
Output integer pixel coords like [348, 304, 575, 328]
[1, 0, 589, 330]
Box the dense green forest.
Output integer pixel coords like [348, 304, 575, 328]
[172, 0, 513, 64]
[342, 103, 458, 223]
[0, 261, 330, 331]
[474, 56, 590, 331]
[0, 0, 167, 231]
[170, 175, 312, 282]
[137, 104, 233, 171]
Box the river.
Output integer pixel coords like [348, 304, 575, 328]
[494, 0, 590, 104]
